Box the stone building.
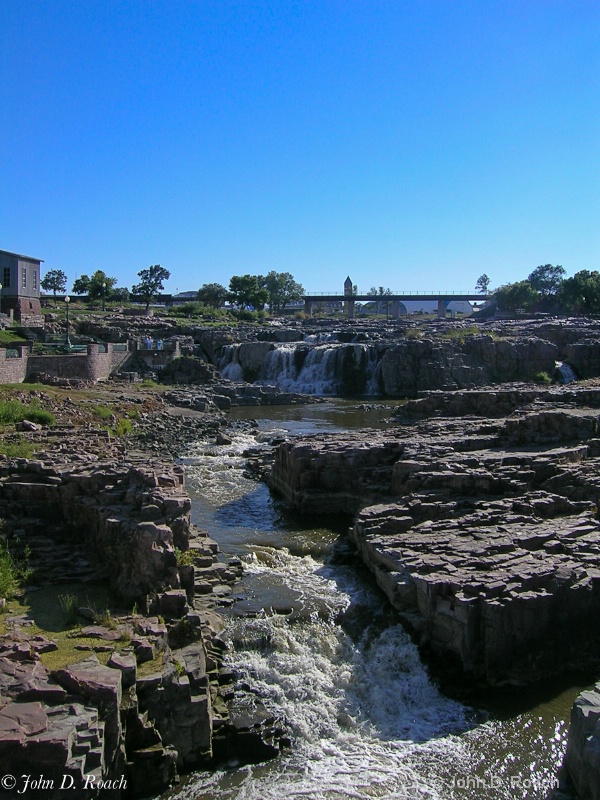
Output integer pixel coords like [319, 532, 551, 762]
[0, 249, 43, 324]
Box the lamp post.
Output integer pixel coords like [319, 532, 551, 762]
[64, 296, 72, 350]
[0, 282, 3, 316]
[102, 282, 106, 312]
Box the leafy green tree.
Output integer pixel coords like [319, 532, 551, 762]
[41, 269, 67, 298]
[228, 275, 269, 310]
[494, 281, 538, 312]
[527, 264, 565, 297]
[197, 282, 229, 309]
[72, 275, 91, 295]
[475, 274, 491, 294]
[262, 271, 304, 314]
[557, 270, 600, 315]
[88, 271, 118, 308]
[111, 287, 130, 303]
[132, 265, 170, 312]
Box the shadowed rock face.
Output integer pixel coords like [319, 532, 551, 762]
[563, 684, 600, 800]
[268, 387, 600, 687]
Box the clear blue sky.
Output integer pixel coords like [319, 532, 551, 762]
[1, 1, 598, 295]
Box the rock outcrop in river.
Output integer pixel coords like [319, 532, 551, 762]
[268, 386, 600, 687]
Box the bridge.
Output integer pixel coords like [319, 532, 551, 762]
[302, 292, 489, 319]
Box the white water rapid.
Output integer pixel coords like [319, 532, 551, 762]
[170, 405, 576, 800]
[219, 343, 381, 395]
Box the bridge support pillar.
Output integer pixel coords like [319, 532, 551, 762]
[304, 299, 313, 317]
[347, 299, 355, 320]
[391, 300, 401, 320]
[437, 299, 448, 318]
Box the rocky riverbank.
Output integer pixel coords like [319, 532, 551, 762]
[6, 314, 600, 798]
[0, 384, 293, 798]
[267, 384, 600, 690]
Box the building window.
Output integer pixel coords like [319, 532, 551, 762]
[22, 268, 27, 289]
[33, 270, 37, 290]
[3, 268, 10, 288]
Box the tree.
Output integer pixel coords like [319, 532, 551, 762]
[88, 271, 118, 308]
[41, 269, 67, 298]
[262, 271, 304, 314]
[72, 275, 91, 295]
[527, 264, 565, 297]
[494, 281, 538, 312]
[111, 287, 130, 303]
[197, 282, 229, 309]
[132, 265, 170, 312]
[475, 274, 491, 294]
[228, 275, 269, 310]
[558, 270, 600, 315]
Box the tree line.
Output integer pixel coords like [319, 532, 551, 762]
[40, 267, 305, 315]
[478, 265, 600, 315]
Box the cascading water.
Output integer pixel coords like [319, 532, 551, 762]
[172, 405, 575, 800]
[219, 344, 245, 381]
[258, 343, 381, 395]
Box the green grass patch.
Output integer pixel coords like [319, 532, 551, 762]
[0, 331, 27, 346]
[439, 325, 480, 343]
[404, 327, 424, 340]
[113, 418, 133, 437]
[0, 438, 36, 458]
[88, 404, 114, 420]
[0, 398, 55, 426]
[57, 592, 80, 628]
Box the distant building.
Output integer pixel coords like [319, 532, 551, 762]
[0, 249, 43, 323]
[344, 276, 353, 296]
[169, 291, 198, 305]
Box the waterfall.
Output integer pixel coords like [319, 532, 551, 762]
[218, 344, 245, 381]
[258, 343, 381, 396]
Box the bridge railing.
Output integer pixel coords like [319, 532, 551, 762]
[303, 291, 487, 296]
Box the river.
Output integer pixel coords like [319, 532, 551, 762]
[166, 401, 579, 800]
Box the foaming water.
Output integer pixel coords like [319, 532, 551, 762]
[171, 406, 576, 800]
[217, 342, 381, 395]
[173, 548, 470, 800]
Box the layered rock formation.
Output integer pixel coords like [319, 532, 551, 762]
[268, 387, 600, 687]
[0, 446, 247, 797]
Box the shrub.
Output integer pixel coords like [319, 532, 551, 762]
[0, 538, 30, 598]
[534, 371, 552, 384]
[0, 542, 18, 599]
[175, 548, 195, 566]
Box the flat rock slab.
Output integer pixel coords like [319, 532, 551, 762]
[351, 494, 600, 686]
